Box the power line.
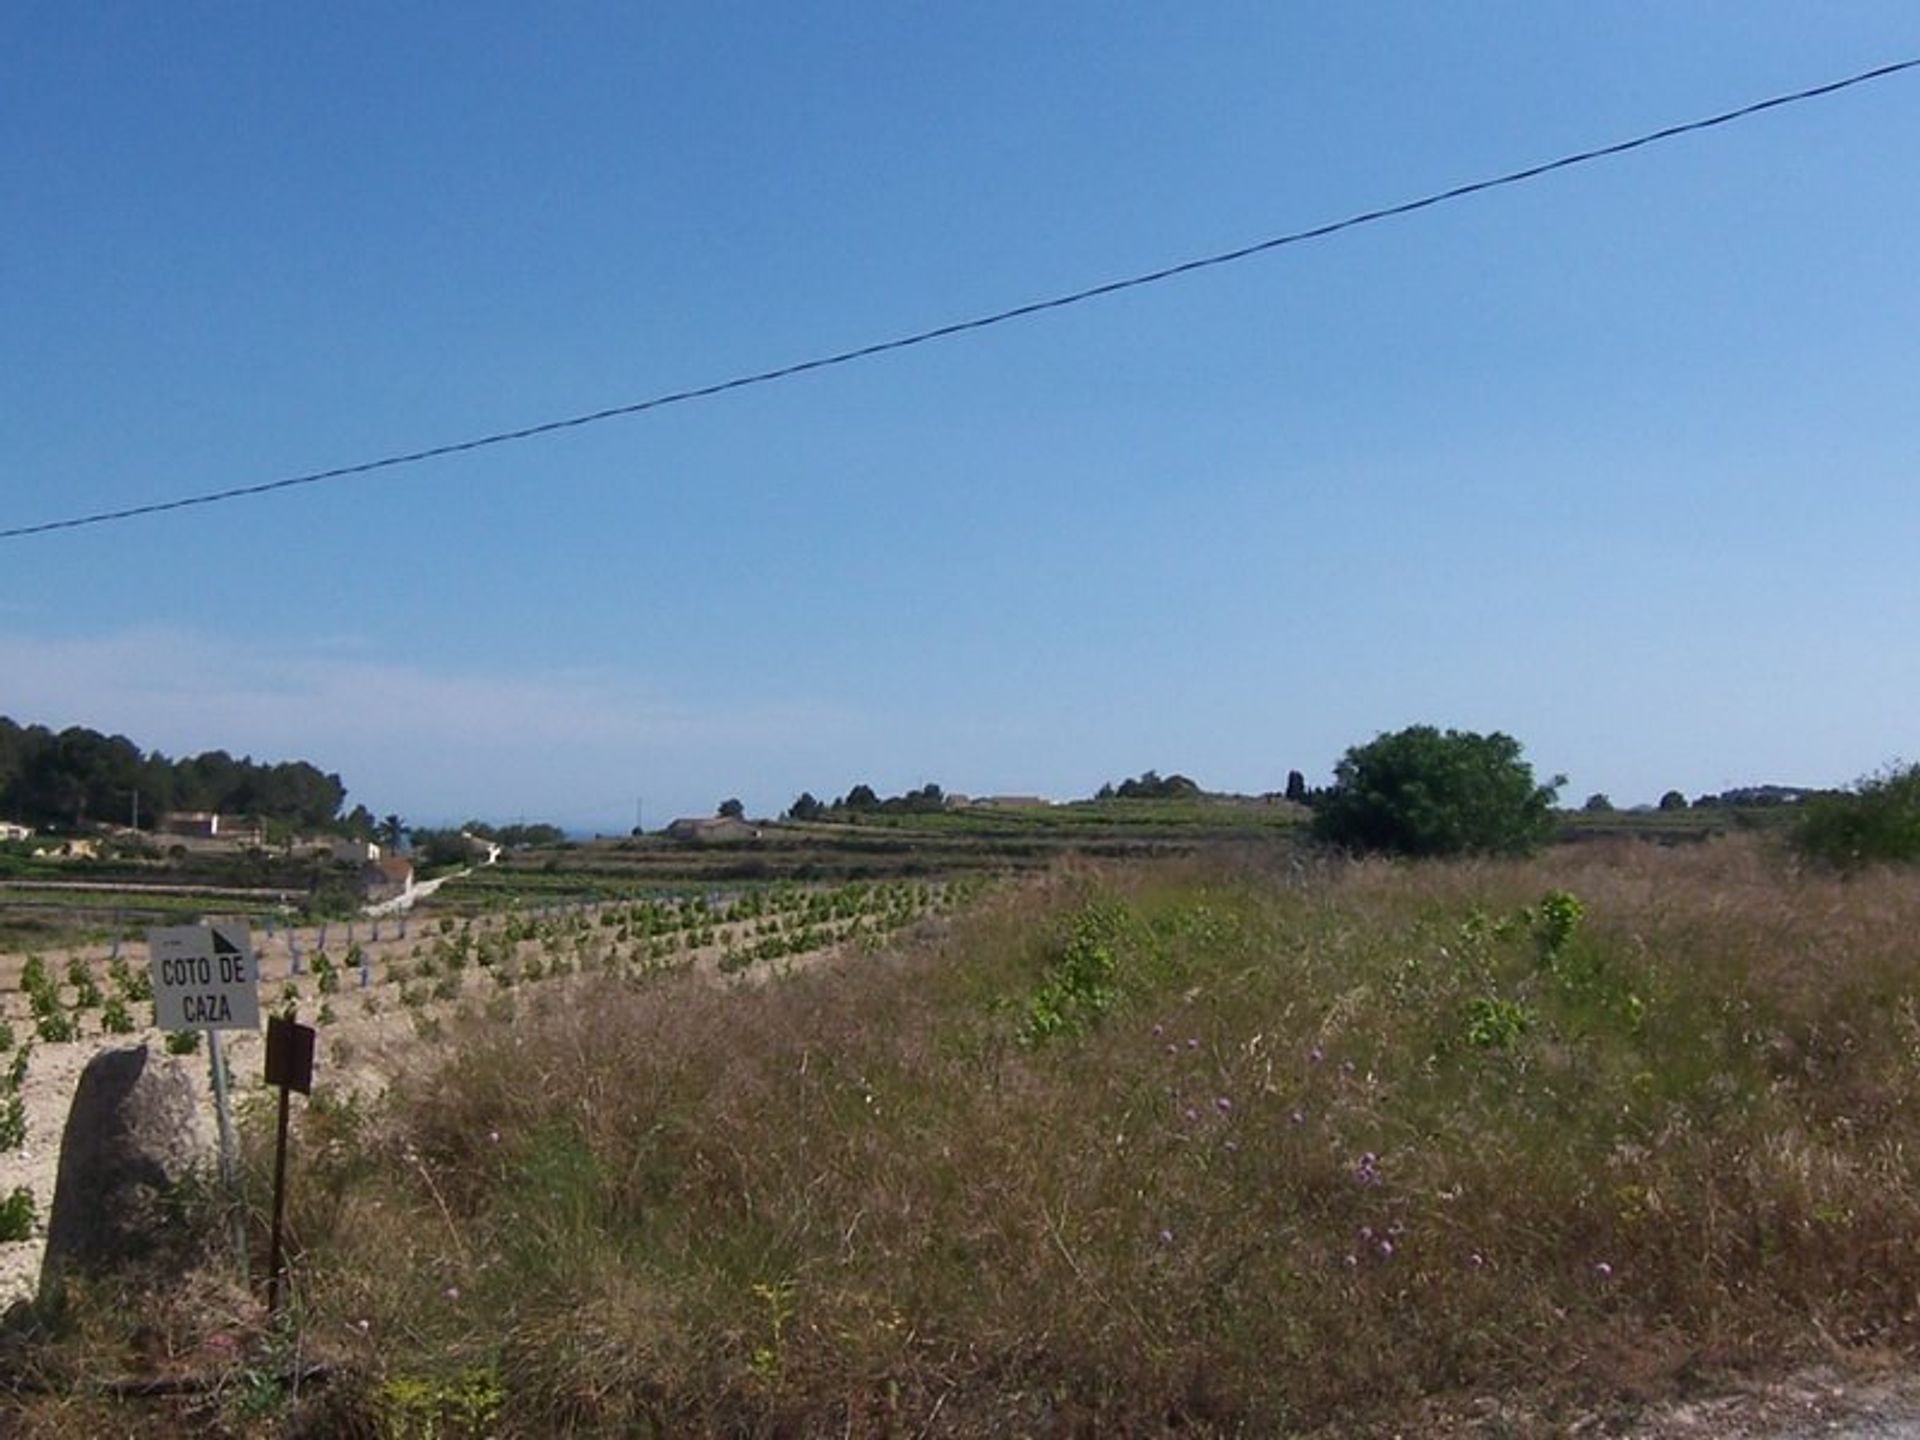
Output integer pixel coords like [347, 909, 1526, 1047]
[7, 55, 1917, 542]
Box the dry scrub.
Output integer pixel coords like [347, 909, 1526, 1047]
[11, 837, 1920, 1435]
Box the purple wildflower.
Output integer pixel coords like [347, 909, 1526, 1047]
[1214, 1096, 1232, 1113]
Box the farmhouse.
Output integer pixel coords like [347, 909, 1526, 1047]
[359, 855, 416, 903]
[320, 836, 381, 866]
[665, 816, 761, 843]
[32, 838, 98, 860]
[158, 811, 266, 846]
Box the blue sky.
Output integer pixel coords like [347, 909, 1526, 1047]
[4, 5, 1917, 831]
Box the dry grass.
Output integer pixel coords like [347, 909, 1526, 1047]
[11, 836, 1920, 1435]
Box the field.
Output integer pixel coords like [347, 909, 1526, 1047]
[3, 811, 1918, 1434]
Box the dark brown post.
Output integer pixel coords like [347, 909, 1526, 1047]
[263, 1016, 316, 1320]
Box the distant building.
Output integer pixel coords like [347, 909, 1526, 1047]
[455, 831, 504, 865]
[159, 811, 266, 846]
[665, 816, 761, 843]
[320, 836, 380, 866]
[33, 838, 98, 860]
[969, 796, 1051, 810]
[359, 856, 416, 903]
[0, 821, 31, 842]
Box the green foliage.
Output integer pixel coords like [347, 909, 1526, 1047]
[1461, 995, 1532, 1050]
[165, 1029, 202, 1056]
[68, 957, 101, 1009]
[35, 1010, 75, 1044]
[1793, 764, 1920, 869]
[1533, 889, 1586, 958]
[0, 1093, 25, 1150]
[0, 1186, 34, 1242]
[0, 1017, 12, 1053]
[100, 995, 135, 1034]
[1096, 768, 1202, 801]
[0, 714, 349, 833]
[376, 1366, 506, 1438]
[1312, 725, 1562, 858]
[1018, 905, 1125, 1044]
[1658, 790, 1689, 811]
[109, 953, 152, 1002]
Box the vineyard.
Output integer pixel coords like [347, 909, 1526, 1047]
[0, 876, 986, 1307]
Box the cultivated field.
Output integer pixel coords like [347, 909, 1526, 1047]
[4, 820, 1918, 1435]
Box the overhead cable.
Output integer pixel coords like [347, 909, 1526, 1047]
[6, 55, 1916, 540]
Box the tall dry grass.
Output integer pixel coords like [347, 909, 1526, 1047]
[15, 835, 1920, 1435]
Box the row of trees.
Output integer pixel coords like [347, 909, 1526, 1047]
[782, 783, 948, 822]
[0, 717, 359, 835]
[1093, 770, 1201, 801]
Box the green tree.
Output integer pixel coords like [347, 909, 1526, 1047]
[1793, 764, 1920, 869]
[1583, 793, 1612, 813]
[1311, 725, 1562, 858]
[1285, 770, 1308, 804]
[787, 792, 824, 822]
[1657, 790, 1689, 812]
[717, 798, 745, 820]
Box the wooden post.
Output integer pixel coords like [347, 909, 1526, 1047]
[263, 1016, 316, 1319]
[267, 1081, 292, 1318]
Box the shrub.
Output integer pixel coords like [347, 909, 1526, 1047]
[1794, 764, 1920, 869]
[1312, 725, 1562, 858]
[0, 1186, 34, 1242]
[36, 1011, 76, 1044]
[0, 1094, 25, 1150]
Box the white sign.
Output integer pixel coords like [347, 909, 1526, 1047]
[148, 923, 261, 1031]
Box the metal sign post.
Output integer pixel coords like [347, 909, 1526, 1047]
[148, 922, 262, 1266]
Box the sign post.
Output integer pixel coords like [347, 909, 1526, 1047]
[148, 922, 262, 1253]
[263, 1015, 316, 1319]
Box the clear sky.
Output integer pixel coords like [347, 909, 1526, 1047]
[4, 4, 1917, 832]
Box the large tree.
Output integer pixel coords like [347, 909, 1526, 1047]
[1311, 725, 1562, 858]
